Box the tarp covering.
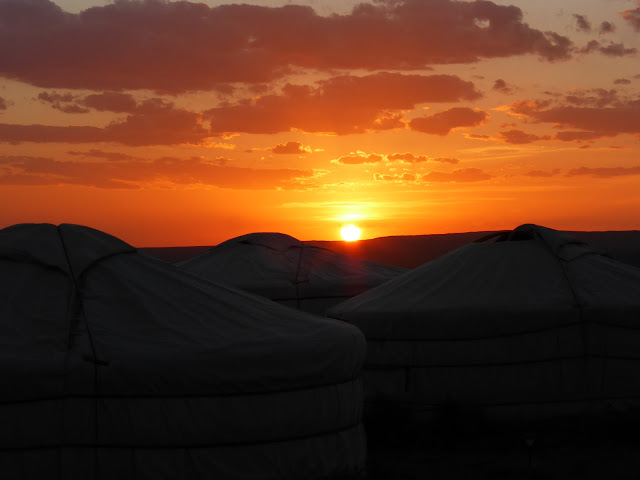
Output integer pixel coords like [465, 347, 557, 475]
[0, 224, 367, 479]
[327, 224, 640, 421]
[178, 232, 406, 314]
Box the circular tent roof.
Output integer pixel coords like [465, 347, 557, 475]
[328, 224, 640, 422]
[178, 232, 407, 314]
[0, 224, 366, 479]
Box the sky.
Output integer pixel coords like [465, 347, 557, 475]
[1, 0, 640, 246]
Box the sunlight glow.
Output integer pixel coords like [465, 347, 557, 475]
[341, 224, 361, 242]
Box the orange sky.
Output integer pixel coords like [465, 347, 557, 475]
[1, 0, 640, 246]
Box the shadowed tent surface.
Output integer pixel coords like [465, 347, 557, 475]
[0, 224, 366, 479]
[327, 224, 640, 425]
[177, 232, 407, 315]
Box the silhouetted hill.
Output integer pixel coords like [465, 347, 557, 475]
[141, 230, 640, 269]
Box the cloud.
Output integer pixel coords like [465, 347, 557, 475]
[509, 99, 640, 137]
[573, 14, 591, 32]
[566, 166, 640, 178]
[387, 153, 429, 163]
[206, 72, 481, 135]
[374, 173, 416, 182]
[525, 170, 559, 178]
[621, 6, 640, 31]
[0, 105, 211, 146]
[386, 153, 459, 164]
[614, 78, 631, 85]
[67, 149, 138, 161]
[332, 152, 384, 165]
[599, 21, 615, 34]
[564, 88, 621, 108]
[409, 108, 488, 135]
[37, 91, 89, 114]
[554, 131, 613, 142]
[498, 129, 550, 144]
[579, 40, 637, 57]
[0, 0, 574, 92]
[0, 97, 7, 111]
[0, 155, 313, 189]
[422, 167, 493, 183]
[271, 141, 311, 154]
[493, 79, 515, 94]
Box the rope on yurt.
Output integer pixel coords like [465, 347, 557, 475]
[293, 242, 305, 310]
[58, 227, 101, 480]
[533, 230, 602, 403]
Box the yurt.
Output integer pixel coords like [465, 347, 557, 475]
[327, 224, 640, 424]
[0, 224, 366, 479]
[177, 232, 407, 314]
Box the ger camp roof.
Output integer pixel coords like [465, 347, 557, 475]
[0, 223, 366, 479]
[178, 232, 406, 311]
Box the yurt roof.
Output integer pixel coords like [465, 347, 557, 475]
[178, 232, 407, 301]
[0, 224, 366, 400]
[327, 224, 640, 340]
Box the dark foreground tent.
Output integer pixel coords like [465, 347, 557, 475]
[0, 224, 366, 479]
[177, 232, 407, 314]
[328, 224, 640, 423]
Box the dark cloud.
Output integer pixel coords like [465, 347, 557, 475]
[493, 79, 515, 94]
[580, 40, 637, 57]
[554, 131, 613, 142]
[67, 149, 138, 161]
[498, 129, 550, 144]
[566, 166, 640, 178]
[599, 21, 615, 34]
[0, 96, 7, 110]
[509, 99, 640, 137]
[271, 141, 309, 154]
[37, 91, 90, 114]
[422, 167, 493, 183]
[526, 170, 558, 178]
[409, 108, 488, 135]
[206, 72, 481, 135]
[614, 78, 631, 85]
[0, 154, 312, 189]
[621, 7, 640, 31]
[0, 106, 211, 146]
[564, 88, 621, 108]
[0, 0, 574, 93]
[573, 14, 591, 32]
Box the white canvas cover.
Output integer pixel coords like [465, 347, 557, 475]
[328, 224, 640, 421]
[178, 232, 407, 314]
[0, 224, 366, 479]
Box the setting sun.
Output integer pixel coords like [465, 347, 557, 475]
[341, 224, 361, 242]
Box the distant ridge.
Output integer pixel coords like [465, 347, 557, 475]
[142, 230, 640, 269]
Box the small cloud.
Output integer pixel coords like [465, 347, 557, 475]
[493, 79, 515, 94]
[422, 167, 493, 183]
[67, 149, 137, 161]
[567, 166, 640, 178]
[387, 153, 429, 163]
[374, 172, 416, 182]
[579, 40, 637, 57]
[599, 21, 615, 34]
[621, 7, 640, 32]
[573, 14, 591, 32]
[432, 157, 459, 164]
[271, 141, 311, 154]
[614, 78, 631, 85]
[498, 129, 550, 144]
[0, 97, 7, 111]
[525, 170, 559, 178]
[554, 131, 611, 142]
[332, 152, 383, 165]
[409, 107, 488, 135]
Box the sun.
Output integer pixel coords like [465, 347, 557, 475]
[340, 224, 361, 242]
